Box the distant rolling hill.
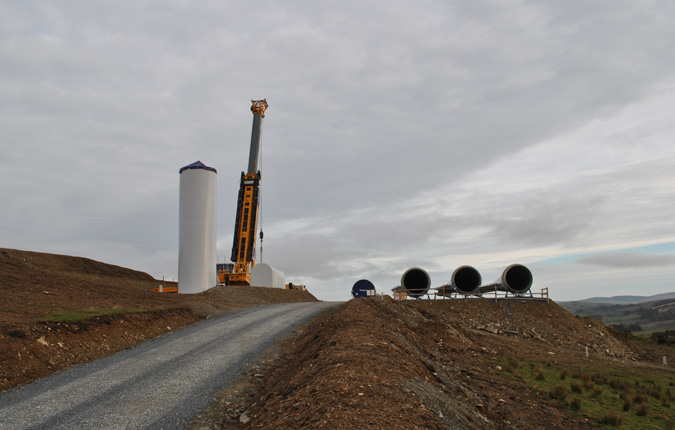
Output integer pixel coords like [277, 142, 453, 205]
[576, 292, 675, 305]
[559, 292, 675, 335]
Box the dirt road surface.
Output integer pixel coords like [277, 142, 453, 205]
[0, 302, 338, 430]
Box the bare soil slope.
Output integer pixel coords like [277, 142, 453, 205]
[0, 248, 317, 392]
[201, 298, 674, 429]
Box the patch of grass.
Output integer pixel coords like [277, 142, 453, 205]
[608, 378, 630, 391]
[599, 411, 623, 426]
[496, 354, 675, 428]
[549, 384, 569, 401]
[666, 388, 675, 401]
[568, 397, 582, 410]
[648, 385, 663, 400]
[634, 392, 648, 404]
[533, 366, 546, 381]
[39, 305, 181, 322]
[583, 380, 595, 391]
[570, 381, 583, 393]
[503, 355, 521, 373]
[6, 307, 31, 314]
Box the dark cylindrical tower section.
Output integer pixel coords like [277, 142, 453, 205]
[451, 266, 482, 294]
[501, 264, 533, 294]
[247, 111, 263, 174]
[246, 99, 268, 175]
[401, 267, 431, 299]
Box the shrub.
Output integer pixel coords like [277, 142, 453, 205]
[599, 411, 623, 426]
[504, 356, 520, 373]
[665, 388, 675, 400]
[549, 385, 569, 401]
[648, 386, 663, 400]
[570, 381, 583, 393]
[568, 397, 582, 410]
[650, 330, 675, 345]
[635, 403, 648, 416]
[534, 367, 545, 381]
[609, 378, 630, 391]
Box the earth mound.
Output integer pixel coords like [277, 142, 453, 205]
[200, 297, 674, 429]
[0, 248, 317, 392]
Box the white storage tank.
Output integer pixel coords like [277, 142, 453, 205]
[178, 161, 217, 294]
[250, 263, 286, 289]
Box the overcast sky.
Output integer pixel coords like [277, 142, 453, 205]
[2, 1, 675, 301]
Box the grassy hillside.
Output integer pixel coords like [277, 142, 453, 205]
[560, 297, 675, 335]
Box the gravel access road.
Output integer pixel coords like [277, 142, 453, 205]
[0, 301, 338, 429]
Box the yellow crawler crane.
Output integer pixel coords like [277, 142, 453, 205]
[218, 99, 268, 286]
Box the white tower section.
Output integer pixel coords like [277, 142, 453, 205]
[250, 263, 286, 289]
[178, 161, 217, 294]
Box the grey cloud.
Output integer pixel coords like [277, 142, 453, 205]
[2, 1, 675, 301]
[576, 252, 675, 268]
[486, 193, 608, 247]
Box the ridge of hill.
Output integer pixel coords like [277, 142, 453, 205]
[574, 292, 675, 305]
